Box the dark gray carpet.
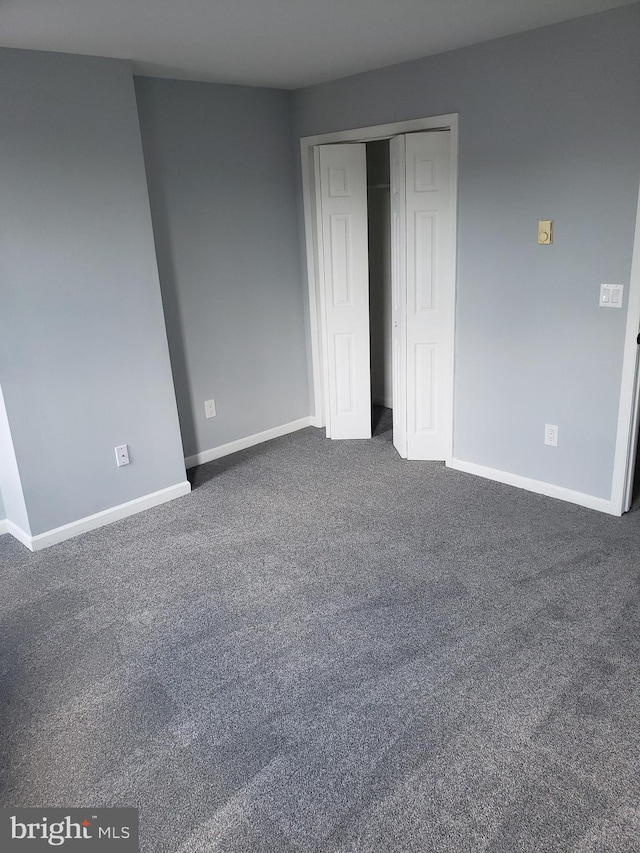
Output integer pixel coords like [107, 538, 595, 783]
[1, 410, 640, 852]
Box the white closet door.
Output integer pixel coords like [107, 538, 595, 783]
[390, 135, 408, 459]
[404, 131, 454, 460]
[317, 144, 372, 440]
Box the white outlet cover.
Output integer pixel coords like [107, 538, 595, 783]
[599, 283, 624, 308]
[544, 424, 558, 447]
[204, 399, 217, 418]
[115, 444, 130, 466]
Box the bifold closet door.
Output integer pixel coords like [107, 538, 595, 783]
[390, 135, 408, 458]
[317, 143, 372, 440]
[395, 130, 454, 461]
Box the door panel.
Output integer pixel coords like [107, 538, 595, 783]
[390, 135, 407, 458]
[318, 144, 372, 439]
[405, 131, 454, 460]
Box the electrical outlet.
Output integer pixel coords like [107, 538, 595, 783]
[115, 444, 130, 466]
[544, 424, 558, 447]
[204, 398, 217, 419]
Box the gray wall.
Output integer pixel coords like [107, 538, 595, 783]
[294, 4, 640, 500]
[0, 48, 187, 536]
[135, 78, 309, 459]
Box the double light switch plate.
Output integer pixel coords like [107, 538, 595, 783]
[599, 283, 624, 308]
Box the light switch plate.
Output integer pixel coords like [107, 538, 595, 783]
[538, 220, 553, 245]
[599, 283, 624, 308]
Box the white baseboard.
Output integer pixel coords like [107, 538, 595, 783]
[6, 520, 32, 548]
[449, 458, 618, 516]
[185, 416, 314, 469]
[7, 481, 191, 552]
[0, 518, 8, 536]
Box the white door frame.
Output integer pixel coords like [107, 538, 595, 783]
[300, 114, 459, 459]
[611, 185, 640, 514]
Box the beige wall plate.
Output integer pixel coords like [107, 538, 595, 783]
[538, 219, 553, 244]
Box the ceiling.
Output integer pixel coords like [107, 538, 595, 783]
[0, 0, 635, 89]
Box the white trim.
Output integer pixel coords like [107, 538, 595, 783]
[184, 417, 313, 469]
[300, 113, 459, 448]
[7, 481, 191, 552]
[302, 146, 325, 427]
[313, 145, 331, 436]
[301, 115, 460, 148]
[6, 520, 32, 548]
[449, 458, 618, 515]
[611, 182, 640, 515]
[445, 122, 459, 467]
[0, 518, 9, 536]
